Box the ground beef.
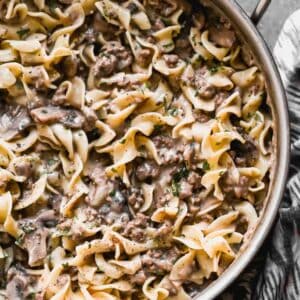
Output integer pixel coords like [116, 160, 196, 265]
[136, 160, 160, 181]
[136, 48, 153, 67]
[13, 159, 34, 179]
[130, 269, 147, 285]
[82, 106, 98, 132]
[93, 54, 118, 78]
[193, 110, 211, 123]
[175, 38, 193, 61]
[187, 171, 202, 190]
[141, 247, 181, 275]
[219, 173, 250, 199]
[163, 54, 179, 68]
[192, 11, 206, 30]
[122, 213, 149, 242]
[93, 11, 118, 35]
[84, 159, 114, 207]
[229, 138, 259, 167]
[178, 180, 193, 199]
[128, 187, 145, 210]
[148, 0, 178, 17]
[215, 92, 230, 108]
[153, 136, 183, 164]
[92, 42, 133, 78]
[192, 67, 216, 99]
[154, 220, 173, 238]
[153, 135, 174, 148]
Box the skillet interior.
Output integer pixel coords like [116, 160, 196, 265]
[192, 1, 289, 299]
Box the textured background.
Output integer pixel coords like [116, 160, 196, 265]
[236, 0, 300, 49]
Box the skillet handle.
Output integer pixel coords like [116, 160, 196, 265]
[251, 0, 271, 25]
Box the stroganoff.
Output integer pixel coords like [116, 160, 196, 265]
[0, 0, 274, 299]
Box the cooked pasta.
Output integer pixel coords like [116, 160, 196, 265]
[0, 0, 274, 299]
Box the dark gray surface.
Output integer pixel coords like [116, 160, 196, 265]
[236, 0, 300, 49]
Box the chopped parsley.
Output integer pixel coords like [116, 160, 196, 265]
[154, 124, 163, 132]
[27, 293, 36, 300]
[48, 159, 57, 166]
[193, 55, 203, 69]
[109, 189, 116, 197]
[191, 34, 197, 44]
[163, 95, 169, 111]
[16, 28, 30, 39]
[173, 165, 189, 182]
[120, 139, 126, 144]
[202, 160, 210, 171]
[171, 165, 190, 197]
[208, 61, 221, 74]
[161, 18, 173, 26]
[162, 42, 174, 49]
[254, 112, 261, 121]
[15, 233, 25, 247]
[48, 0, 58, 14]
[143, 81, 151, 89]
[20, 222, 36, 234]
[246, 112, 255, 119]
[168, 107, 179, 117]
[171, 180, 180, 197]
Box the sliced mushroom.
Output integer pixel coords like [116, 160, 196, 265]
[0, 103, 32, 140]
[30, 106, 85, 129]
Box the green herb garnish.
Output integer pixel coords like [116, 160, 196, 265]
[48, 159, 57, 166]
[48, 0, 58, 14]
[171, 180, 180, 197]
[20, 222, 36, 234]
[154, 124, 163, 132]
[16, 28, 30, 40]
[202, 160, 210, 171]
[208, 61, 221, 74]
[168, 107, 179, 116]
[15, 233, 25, 247]
[162, 42, 174, 49]
[161, 18, 173, 26]
[254, 112, 261, 121]
[173, 165, 189, 182]
[109, 189, 116, 197]
[27, 293, 36, 300]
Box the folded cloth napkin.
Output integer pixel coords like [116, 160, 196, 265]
[220, 10, 300, 300]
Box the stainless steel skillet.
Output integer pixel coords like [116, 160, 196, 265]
[194, 0, 290, 299]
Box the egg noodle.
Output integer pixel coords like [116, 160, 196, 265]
[0, 0, 274, 299]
